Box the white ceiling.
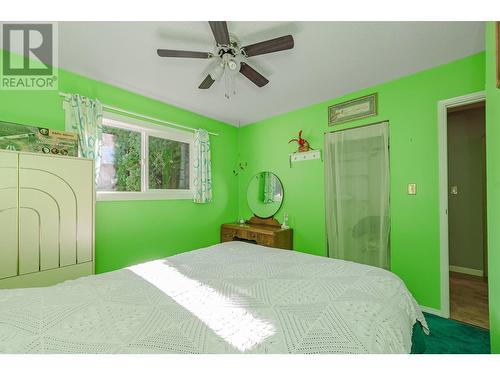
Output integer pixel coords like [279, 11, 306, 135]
[58, 21, 484, 126]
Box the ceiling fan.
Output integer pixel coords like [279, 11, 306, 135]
[157, 21, 294, 95]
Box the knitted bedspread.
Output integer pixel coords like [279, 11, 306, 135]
[0, 241, 428, 353]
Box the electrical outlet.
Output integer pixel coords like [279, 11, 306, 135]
[408, 183, 416, 195]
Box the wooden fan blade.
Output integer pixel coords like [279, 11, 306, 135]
[157, 49, 211, 58]
[239, 62, 269, 87]
[198, 74, 215, 89]
[242, 35, 294, 57]
[209, 21, 230, 46]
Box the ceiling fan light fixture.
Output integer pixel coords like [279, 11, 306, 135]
[210, 62, 225, 81]
[157, 21, 295, 96]
[228, 60, 238, 71]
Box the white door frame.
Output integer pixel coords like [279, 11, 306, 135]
[437, 91, 485, 318]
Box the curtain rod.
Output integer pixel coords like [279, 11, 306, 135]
[324, 119, 390, 134]
[58, 92, 219, 136]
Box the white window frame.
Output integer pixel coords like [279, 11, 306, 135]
[97, 112, 194, 201]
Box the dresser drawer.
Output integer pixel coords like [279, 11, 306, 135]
[258, 234, 275, 247]
[220, 222, 292, 250]
[243, 231, 258, 241]
[221, 228, 236, 242]
[221, 234, 234, 242]
[222, 227, 260, 243]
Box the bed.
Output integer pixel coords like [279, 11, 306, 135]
[0, 241, 428, 354]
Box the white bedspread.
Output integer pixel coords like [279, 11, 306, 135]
[0, 241, 428, 353]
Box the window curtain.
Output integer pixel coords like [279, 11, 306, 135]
[193, 129, 212, 203]
[64, 94, 103, 183]
[324, 122, 390, 269]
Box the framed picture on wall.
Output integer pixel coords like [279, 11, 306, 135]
[497, 21, 500, 88]
[0, 120, 78, 156]
[328, 93, 378, 126]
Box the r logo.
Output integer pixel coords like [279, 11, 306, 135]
[2, 23, 53, 76]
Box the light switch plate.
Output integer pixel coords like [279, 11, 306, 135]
[408, 183, 417, 195]
[451, 186, 458, 195]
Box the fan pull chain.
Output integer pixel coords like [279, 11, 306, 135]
[223, 65, 237, 100]
[224, 69, 230, 99]
[224, 67, 233, 99]
[231, 71, 236, 97]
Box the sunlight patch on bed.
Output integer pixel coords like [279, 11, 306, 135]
[127, 260, 275, 352]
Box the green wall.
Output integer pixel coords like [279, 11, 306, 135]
[0, 62, 239, 274]
[237, 52, 486, 311]
[486, 22, 500, 354]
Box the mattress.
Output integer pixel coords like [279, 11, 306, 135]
[0, 241, 428, 353]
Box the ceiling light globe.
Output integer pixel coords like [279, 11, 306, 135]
[228, 60, 238, 71]
[210, 63, 224, 81]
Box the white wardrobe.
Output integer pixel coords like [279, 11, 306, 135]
[0, 150, 94, 288]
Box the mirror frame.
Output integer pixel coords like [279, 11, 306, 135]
[246, 171, 284, 219]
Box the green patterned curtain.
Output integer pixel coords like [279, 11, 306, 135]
[193, 129, 212, 203]
[65, 94, 103, 183]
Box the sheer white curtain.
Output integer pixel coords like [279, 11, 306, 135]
[324, 122, 390, 269]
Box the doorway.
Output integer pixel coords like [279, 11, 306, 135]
[439, 93, 488, 329]
[447, 100, 488, 329]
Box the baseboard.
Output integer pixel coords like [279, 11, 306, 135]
[449, 265, 483, 277]
[420, 305, 446, 317]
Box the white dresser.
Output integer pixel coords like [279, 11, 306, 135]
[0, 150, 94, 288]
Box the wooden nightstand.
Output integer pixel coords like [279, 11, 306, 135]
[221, 217, 293, 250]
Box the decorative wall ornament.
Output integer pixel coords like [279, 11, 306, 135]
[288, 130, 310, 152]
[233, 120, 247, 176]
[328, 93, 378, 126]
[233, 161, 247, 176]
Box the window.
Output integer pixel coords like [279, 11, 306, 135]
[148, 135, 190, 190]
[97, 115, 194, 201]
[98, 126, 141, 192]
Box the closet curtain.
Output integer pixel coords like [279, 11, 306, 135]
[193, 129, 212, 203]
[324, 122, 390, 269]
[64, 94, 103, 183]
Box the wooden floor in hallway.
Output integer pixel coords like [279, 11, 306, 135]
[450, 271, 489, 329]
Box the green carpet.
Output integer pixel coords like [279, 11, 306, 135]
[422, 312, 490, 354]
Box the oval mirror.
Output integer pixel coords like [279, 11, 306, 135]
[247, 172, 284, 219]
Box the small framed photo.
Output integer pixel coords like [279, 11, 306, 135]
[328, 93, 378, 126]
